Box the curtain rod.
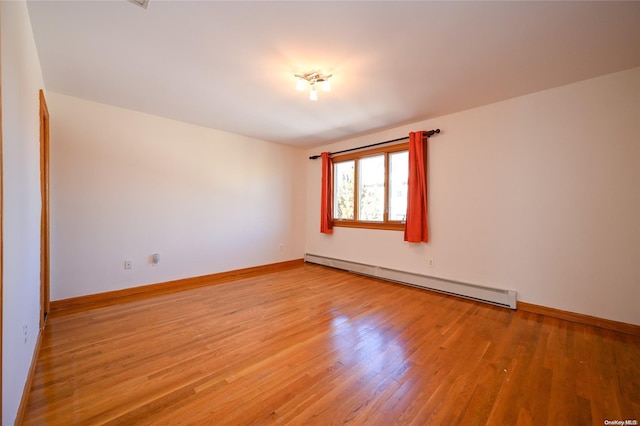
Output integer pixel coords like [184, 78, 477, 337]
[308, 129, 440, 160]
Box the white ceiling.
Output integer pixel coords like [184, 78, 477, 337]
[27, 1, 640, 148]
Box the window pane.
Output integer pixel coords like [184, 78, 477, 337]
[389, 151, 408, 222]
[334, 161, 354, 220]
[358, 155, 385, 221]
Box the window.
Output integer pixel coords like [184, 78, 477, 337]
[332, 143, 409, 231]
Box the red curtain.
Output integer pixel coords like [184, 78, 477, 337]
[404, 131, 429, 243]
[320, 152, 334, 234]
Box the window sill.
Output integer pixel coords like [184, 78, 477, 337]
[333, 221, 405, 231]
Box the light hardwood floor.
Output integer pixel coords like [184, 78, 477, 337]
[23, 264, 640, 425]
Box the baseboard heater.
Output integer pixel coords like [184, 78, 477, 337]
[304, 253, 517, 309]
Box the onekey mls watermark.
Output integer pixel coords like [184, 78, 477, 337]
[604, 420, 638, 425]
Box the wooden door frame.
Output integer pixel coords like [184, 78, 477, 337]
[0, 12, 4, 420]
[39, 90, 50, 329]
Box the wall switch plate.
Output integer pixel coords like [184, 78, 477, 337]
[124, 260, 132, 270]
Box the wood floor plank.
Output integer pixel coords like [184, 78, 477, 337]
[22, 264, 640, 425]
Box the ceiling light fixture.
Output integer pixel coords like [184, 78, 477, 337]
[294, 72, 332, 101]
[128, 0, 149, 9]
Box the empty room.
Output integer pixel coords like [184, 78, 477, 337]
[2, 0, 640, 424]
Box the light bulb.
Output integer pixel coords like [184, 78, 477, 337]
[309, 88, 318, 101]
[322, 79, 331, 92]
[296, 78, 306, 91]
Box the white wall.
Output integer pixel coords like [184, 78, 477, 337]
[306, 67, 640, 326]
[1, 1, 46, 424]
[49, 93, 305, 301]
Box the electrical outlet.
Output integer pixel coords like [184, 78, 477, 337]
[428, 258, 435, 268]
[124, 260, 132, 270]
[23, 324, 28, 343]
